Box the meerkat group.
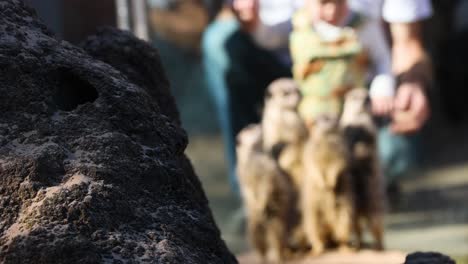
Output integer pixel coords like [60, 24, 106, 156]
[236, 79, 385, 261]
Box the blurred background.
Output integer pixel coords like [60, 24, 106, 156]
[24, 0, 468, 262]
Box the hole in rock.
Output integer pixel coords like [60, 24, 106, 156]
[53, 68, 98, 111]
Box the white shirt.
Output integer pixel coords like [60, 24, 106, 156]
[349, 0, 433, 23]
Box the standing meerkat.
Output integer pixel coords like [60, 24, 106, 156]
[236, 124, 296, 262]
[340, 88, 385, 250]
[301, 115, 354, 256]
[261, 79, 309, 253]
[261, 78, 307, 189]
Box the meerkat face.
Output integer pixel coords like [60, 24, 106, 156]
[266, 78, 301, 110]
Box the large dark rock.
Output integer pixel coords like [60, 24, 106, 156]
[81, 28, 181, 125]
[0, 1, 236, 263]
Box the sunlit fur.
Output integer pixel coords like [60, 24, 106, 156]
[301, 115, 354, 255]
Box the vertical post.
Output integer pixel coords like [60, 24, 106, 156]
[132, 0, 149, 41]
[115, 0, 130, 31]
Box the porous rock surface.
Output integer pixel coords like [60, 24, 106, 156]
[81, 27, 181, 125]
[0, 1, 236, 263]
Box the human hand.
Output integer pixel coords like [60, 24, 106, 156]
[371, 96, 394, 116]
[390, 82, 430, 134]
[232, 0, 259, 32]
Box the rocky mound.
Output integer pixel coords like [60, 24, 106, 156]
[0, 0, 236, 263]
[81, 27, 181, 125]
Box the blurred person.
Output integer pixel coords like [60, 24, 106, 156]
[291, 0, 395, 124]
[202, 3, 239, 193]
[202, 0, 432, 193]
[202, 0, 296, 194]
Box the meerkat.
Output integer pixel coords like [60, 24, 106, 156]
[260, 78, 309, 253]
[261, 78, 308, 189]
[340, 88, 385, 250]
[301, 115, 354, 256]
[236, 124, 296, 262]
[262, 78, 307, 153]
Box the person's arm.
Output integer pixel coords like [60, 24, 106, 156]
[231, 0, 295, 51]
[379, 0, 433, 133]
[358, 18, 395, 116]
[390, 21, 426, 76]
[389, 21, 431, 133]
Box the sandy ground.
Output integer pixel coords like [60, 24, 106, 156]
[238, 250, 406, 264]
